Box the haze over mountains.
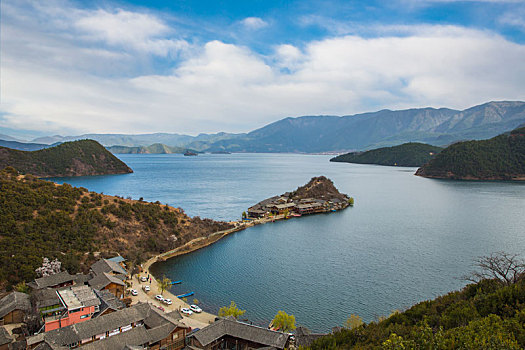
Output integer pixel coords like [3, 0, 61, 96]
[5, 101, 525, 153]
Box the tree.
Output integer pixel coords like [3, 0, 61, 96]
[218, 301, 246, 319]
[158, 276, 171, 295]
[465, 252, 525, 286]
[35, 258, 62, 277]
[242, 212, 247, 219]
[344, 314, 363, 330]
[193, 298, 199, 305]
[271, 310, 296, 332]
[348, 197, 354, 206]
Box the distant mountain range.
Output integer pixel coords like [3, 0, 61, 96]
[3, 101, 525, 153]
[107, 143, 198, 154]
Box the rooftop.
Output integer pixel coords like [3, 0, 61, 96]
[192, 318, 289, 349]
[57, 286, 100, 310]
[0, 292, 31, 319]
[28, 271, 75, 290]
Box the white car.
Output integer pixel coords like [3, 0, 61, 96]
[180, 308, 193, 316]
[155, 295, 164, 302]
[143, 285, 150, 292]
[163, 298, 172, 305]
[130, 289, 138, 296]
[189, 304, 202, 313]
[140, 276, 148, 282]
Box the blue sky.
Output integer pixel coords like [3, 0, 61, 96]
[1, 0, 525, 139]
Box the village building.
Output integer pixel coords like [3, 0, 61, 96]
[187, 317, 290, 350]
[88, 273, 125, 300]
[92, 290, 125, 318]
[44, 286, 101, 332]
[27, 303, 187, 350]
[90, 260, 127, 280]
[27, 272, 76, 291]
[0, 292, 31, 326]
[0, 326, 13, 350]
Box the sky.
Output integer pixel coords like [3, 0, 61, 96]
[1, 0, 525, 139]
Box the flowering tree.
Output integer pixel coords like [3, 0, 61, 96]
[35, 258, 62, 277]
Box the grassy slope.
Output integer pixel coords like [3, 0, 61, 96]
[0, 139, 133, 177]
[415, 127, 525, 180]
[330, 142, 443, 167]
[308, 278, 525, 349]
[0, 167, 232, 288]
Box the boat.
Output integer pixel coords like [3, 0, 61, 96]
[170, 280, 182, 285]
[177, 292, 195, 298]
[184, 151, 197, 156]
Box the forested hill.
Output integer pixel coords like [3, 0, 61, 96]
[0, 167, 233, 288]
[107, 143, 197, 154]
[415, 126, 525, 180]
[308, 275, 525, 349]
[330, 143, 443, 167]
[0, 139, 133, 177]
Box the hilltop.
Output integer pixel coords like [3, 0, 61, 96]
[0, 139, 133, 177]
[415, 126, 525, 180]
[330, 142, 443, 167]
[107, 143, 199, 154]
[0, 167, 233, 288]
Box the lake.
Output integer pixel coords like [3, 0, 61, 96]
[50, 153, 525, 332]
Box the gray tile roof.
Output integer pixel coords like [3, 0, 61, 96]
[32, 288, 61, 309]
[294, 326, 327, 348]
[41, 303, 186, 347]
[0, 292, 31, 319]
[0, 326, 13, 346]
[94, 290, 125, 317]
[91, 259, 127, 276]
[88, 272, 125, 290]
[29, 271, 75, 290]
[192, 318, 290, 349]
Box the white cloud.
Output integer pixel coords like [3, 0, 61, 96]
[1, 1, 525, 136]
[499, 8, 525, 31]
[240, 17, 268, 30]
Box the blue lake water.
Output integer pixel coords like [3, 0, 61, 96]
[50, 153, 525, 332]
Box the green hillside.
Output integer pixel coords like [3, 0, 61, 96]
[415, 127, 525, 180]
[106, 143, 198, 154]
[0, 167, 232, 288]
[0, 139, 133, 177]
[330, 142, 443, 167]
[308, 276, 525, 349]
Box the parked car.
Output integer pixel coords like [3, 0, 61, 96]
[140, 276, 148, 282]
[130, 289, 138, 296]
[190, 304, 202, 313]
[163, 298, 172, 305]
[155, 295, 164, 301]
[143, 285, 150, 292]
[180, 308, 193, 316]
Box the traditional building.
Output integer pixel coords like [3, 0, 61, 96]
[0, 326, 13, 350]
[0, 292, 31, 326]
[88, 273, 125, 300]
[27, 272, 77, 291]
[188, 318, 290, 350]
[90, 260, 127, 280]
[27, 303, 187, 350]
[44, 286, 101, 332]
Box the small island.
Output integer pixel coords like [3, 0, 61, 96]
[330, 142, 443, 167]
[415, 126, 525, 180]
[0, 139, 133, 177]
[245, 176, 352, 220]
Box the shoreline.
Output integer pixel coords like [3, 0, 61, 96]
[142, 212, 330, 321]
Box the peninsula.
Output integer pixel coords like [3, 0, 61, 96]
[415, 126, 525, 180]
[107, 143, 199, 155]
[330, 142, 443, 167]
[0, 139, 133, 177]
[246, 176, 351, 219]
